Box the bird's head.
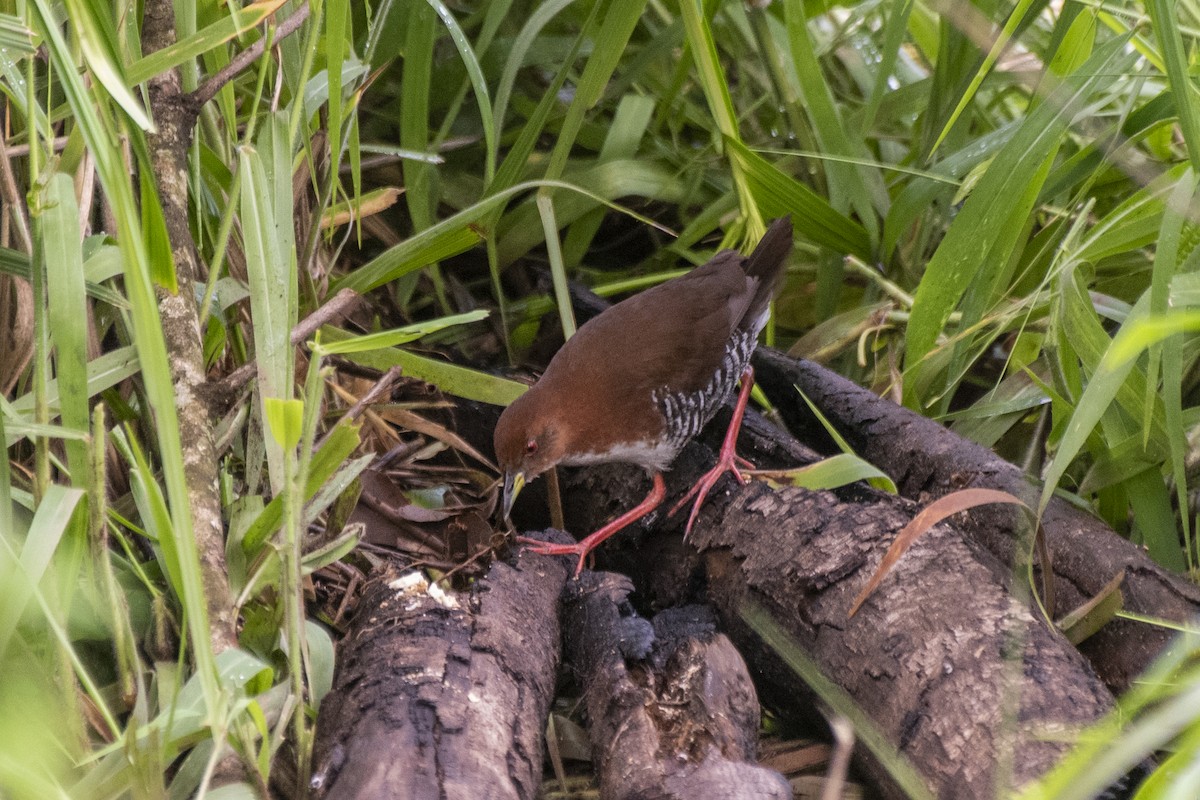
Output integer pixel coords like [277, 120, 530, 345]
[493, 388, 567, 522]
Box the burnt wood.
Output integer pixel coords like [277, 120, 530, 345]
[751, 347, 1200, 692]
[309, 538, 569, 799]
[562, 572, 792, 800]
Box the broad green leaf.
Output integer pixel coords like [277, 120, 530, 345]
[305, 620, 336, 705]
[39, 173, 89, 484]
[759, 453, 897, 494]
[320, 325, 527, 406]
[264, 398, 304, 451]
[314, 310, 489, 355]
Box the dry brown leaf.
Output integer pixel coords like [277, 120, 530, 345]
[848, 488, 1047, 617]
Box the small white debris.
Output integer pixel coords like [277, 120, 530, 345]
[389, 571, 427, 593]
[387, 569, 459, 609]
[427, 579, 459, 609]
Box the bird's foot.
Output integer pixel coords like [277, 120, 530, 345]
[516, 473, 668, 578]
[668, 449, 755, 539]
[517, 536, 595, 578]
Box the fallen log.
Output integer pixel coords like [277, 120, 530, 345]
[543, 410, 1117, 799]
[561, 572, 792, 800]
[752, 347, 1200, 691]
[309, 539, 569, 800]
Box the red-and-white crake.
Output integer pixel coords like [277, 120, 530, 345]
[494, 217, 793, 576]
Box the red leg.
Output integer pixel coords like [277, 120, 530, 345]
[519, 472, 666, 578]
[669, 366, 756, 538]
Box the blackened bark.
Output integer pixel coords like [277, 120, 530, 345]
[562, 573, 791, 800]
[752, 347, 1200, 692]
[310, 542, 569, 799]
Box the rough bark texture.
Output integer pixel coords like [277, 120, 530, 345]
[752, 347, 1200, 692]
[562, 573, 792, 800]
[546, 410, 1116, 799]
[310, 539, 570, 799]
[141, 0, 237, 653]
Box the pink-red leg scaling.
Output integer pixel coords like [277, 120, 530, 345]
[519, 472, 667, 578]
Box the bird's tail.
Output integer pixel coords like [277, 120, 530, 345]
[741, 216, 793, 324]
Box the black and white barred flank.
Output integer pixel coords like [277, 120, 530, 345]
[653, 329, 758, 454]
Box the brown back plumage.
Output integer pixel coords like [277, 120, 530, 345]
[740, 216, 793, 330]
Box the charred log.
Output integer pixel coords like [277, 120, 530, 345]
[561, 572, 792, 800]
[310, 538, 569, 799]
[752, 347, 1200, 692]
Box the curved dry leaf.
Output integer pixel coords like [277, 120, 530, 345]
[848, 488, 1046, 618]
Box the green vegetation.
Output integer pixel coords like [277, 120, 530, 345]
[0, 0, 1198, 796]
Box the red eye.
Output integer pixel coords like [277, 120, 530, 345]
[525, 439, 538, 455]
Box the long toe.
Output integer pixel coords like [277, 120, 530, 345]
[517, 537, 592, 577]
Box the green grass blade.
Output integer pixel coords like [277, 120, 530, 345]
[763, 453, 897, 494]
[1146, 0, 1200, 171]
[427, 0, 496, 184]
[0, 484, 83, 654]
[782, 0, 881, 239]
[29, 0, 222, 708]
[1147, 172, 1198, 566]
[39, 174, 90, 484]
[928, 0, 1040, 156]
[9, 346, 139, 421]
[126, 0, 285, 86]
[240, 422, 362, 555]
[315, 310, 489, 355]
[860, 0, 913, 137]
[61, 0, 154, 131]
[726, 138, 872, 258]
[325, 0, 349, 182]
[241, 114, 299, 492]
[319, 325, 527, 406]
[678, 0, 757, 225]
[903, 36, 1131, 410]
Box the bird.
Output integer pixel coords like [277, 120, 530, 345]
[494, 217, 793, 576]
